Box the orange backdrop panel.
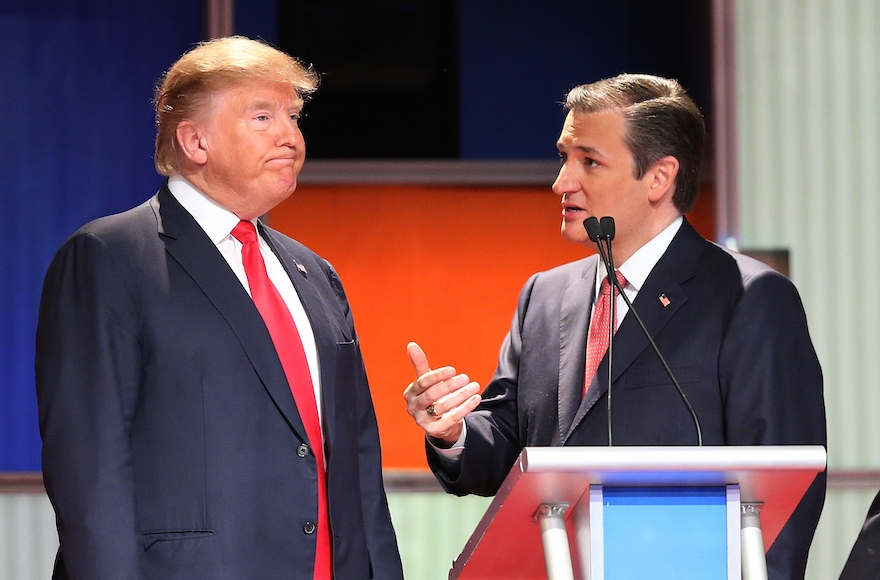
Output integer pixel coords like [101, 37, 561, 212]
[269, 184, 715, 471]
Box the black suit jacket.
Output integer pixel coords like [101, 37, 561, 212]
[35, 185, 403, 579]
[839, 489, 880, 579]
[428, 218, 826, 580]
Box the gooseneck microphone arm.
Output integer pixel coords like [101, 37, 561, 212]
[584, 217, 617, 445]
[583, 217, 703, 446]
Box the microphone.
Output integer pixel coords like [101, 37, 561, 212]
[584, 216, 605, 243]
[584, 217, 617, 445]
[583, 216, 703, 446]
[599, 216, 615, 241]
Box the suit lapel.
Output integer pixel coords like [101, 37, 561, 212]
[563, 219, 703, 443]
[555, 257, 598, 444]
[151, 187, 309, 441]
[259, 224, 340, 449]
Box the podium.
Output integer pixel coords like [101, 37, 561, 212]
[448, 446, 825, 580]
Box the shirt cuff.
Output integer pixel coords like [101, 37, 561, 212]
[428, 420, 468, 464]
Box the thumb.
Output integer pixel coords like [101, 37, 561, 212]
[406, 341, 432, 377]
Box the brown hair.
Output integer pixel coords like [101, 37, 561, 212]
[153, 36, 319, 176]
[564, 73, 706, 213]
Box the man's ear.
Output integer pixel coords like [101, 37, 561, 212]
[647, 155, 680, 203]
[176, 120, 209, 166]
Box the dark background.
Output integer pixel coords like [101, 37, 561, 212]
[272, 0, 712, 160]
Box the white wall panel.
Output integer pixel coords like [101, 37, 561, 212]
[737, 1, 880, 577]
[0, 493, 56, 580]
[738, 0, 880, 470]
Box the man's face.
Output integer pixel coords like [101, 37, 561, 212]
[552, 109, 659, 262]
[194, 80, 306, 219]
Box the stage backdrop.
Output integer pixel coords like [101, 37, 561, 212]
[0, 1, 201, 470]
[1, 0, 712, 471]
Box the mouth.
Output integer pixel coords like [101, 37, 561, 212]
[562, 203, 587, 219]
[267, 154, 298, 164]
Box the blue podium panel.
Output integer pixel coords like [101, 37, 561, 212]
[602, 486, 728, 580]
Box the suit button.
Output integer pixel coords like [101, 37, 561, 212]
[303, 521, 316, 535]
[297, 443, 310, 458]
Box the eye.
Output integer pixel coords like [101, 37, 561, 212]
[585, 157, 599, 168]
[557, 152, 567, 164]
[254, 114, 270, 122]
[291, 111, 306, 126]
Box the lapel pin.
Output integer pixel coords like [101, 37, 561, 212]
[659, 294, 671, 307]
[294, 259, 307, 276]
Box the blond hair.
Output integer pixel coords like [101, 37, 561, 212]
[153, 36, 319, 175]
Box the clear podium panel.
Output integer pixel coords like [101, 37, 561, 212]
[598, 486, 729, 580]
[449, 467, 593, 579]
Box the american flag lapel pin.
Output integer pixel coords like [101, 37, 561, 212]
[659, 294, 671, 307]
[294, 259, 307, 276]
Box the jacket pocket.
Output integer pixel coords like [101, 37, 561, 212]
[142, 529, 215, 551]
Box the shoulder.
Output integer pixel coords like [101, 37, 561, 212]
[512, 255, 596, 316]
[258, 224, 328, 272]
[66, 198, 157, 248]
[259, 224, 347, 297]
[527, 256, 596, 290]
[707, 241, 795, 291]
[49, 199, 158, 270]
[699, 243, 808, 324]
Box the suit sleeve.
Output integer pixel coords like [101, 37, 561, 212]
[719, 267, 826, 580]
[325, 264, 404, 579]
[354, 342, 405, 579]
[35, 231, 144, 579]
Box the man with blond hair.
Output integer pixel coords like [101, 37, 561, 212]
[36, 36, 403, 580]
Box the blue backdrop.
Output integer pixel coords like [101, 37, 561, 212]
[0, 1, 201, 470]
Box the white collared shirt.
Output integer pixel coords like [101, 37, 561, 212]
[588, 216, 683, 333]
[167, 174, 323, 426]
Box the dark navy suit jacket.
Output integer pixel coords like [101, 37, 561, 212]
[839, 488, 880, 579]
[36, 184, 403, 579]
[428, 218, 826, 580]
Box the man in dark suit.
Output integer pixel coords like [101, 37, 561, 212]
[403, 73, 826, 579]
[35, 36, 403, 579]
[839, 489, 880, 579]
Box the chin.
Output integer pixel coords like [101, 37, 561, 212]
[561, 224, 588, 246]
[273, 178, 298, 198]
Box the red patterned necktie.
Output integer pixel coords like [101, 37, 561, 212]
[231, 220, 331, 580]
[584, 271, 627, 396]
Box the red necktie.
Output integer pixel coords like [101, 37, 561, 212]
[584, 271, 627, 396]
[231, 220, 331, 580]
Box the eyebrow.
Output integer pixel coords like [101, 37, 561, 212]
[245, 99, 304, 113]
[246, 99, 279, 112]
[558, 143, 605, 158]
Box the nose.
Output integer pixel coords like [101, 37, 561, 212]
[276, 116, 302, 147]
[552, 162, 576, 197]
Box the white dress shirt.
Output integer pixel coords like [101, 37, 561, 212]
[588, 216, 682, 334]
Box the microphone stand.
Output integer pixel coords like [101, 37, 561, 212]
[584, 217, 617, 445]
[583, 217, 703, 446]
